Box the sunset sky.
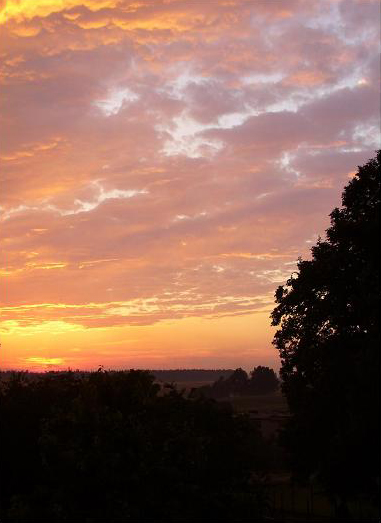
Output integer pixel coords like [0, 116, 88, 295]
[1, 0, 379, 371]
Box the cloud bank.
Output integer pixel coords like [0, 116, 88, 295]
[0, 0, 379, 368]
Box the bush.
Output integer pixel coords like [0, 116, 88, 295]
[0, 370, 267, 522]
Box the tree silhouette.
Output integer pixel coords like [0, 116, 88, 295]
[226, 367, 248, 394]
[0, 369, 267, 522]
[194, 366, 280, 399]
[248, 366, 279, 395]
[271, 151, 380, 502]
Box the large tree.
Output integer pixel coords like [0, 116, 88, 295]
[271, 151, 380, 502]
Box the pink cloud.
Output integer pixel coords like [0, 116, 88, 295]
[0, 0, 379, 367]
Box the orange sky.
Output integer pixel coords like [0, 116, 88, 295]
[1, 0, 379, 371]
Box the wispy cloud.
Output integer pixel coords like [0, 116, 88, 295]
[1, 0, 379, 368]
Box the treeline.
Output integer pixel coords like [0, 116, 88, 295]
[193, 366, 280, 399]
[150, 368, 234, 382]
[0, 369, 277, 522]
[0, 369, 235, 383]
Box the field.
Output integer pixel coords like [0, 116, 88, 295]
[160, 380, 215, 391]
[226, 390, 288, 414]
[172, 381, 289, 414]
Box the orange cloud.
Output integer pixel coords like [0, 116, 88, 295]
[24, 357, 65, 366]
[0, 139, 63, 161]
[0, 0, 119, 24]
[1, 0, 379, 370]
[284, 70, 333, 87]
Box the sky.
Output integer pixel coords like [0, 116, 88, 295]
[0, 0, 379, 371]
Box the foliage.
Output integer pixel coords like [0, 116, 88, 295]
[0, 369, 267, 522]
[194, 366, 280, 399]
[248, 367, 280, 395]
[271, 151, 380, 500]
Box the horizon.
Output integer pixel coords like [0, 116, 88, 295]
[1, 0, 379, 371]
[0, 365, 270, 373]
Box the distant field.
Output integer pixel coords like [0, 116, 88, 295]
[169, 380, 214, 390]
[168, 381, 289, 414]
[227, 391, 289, 413]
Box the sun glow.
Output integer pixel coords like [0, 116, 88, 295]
[24, 357, 64, 366]
[0, 0, 118, 24]
[1, 0, 378, 371]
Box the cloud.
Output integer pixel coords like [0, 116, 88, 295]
[0, 1, 119, 24]
[1, 0, 379, 367]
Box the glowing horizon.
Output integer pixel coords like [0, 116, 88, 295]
[1, 0, 379, 371]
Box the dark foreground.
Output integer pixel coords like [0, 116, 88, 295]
[1, 369, 269, 522]
[1, 369, 379, 522]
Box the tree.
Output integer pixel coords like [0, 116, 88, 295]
[271, 151, 380, 502]
[194, 366, 279, 398]
[226, 367, 248, 393]
[0, 369, 267, 522]
[248, 366, 279, 395]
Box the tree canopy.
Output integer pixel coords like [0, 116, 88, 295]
[248, 366, 280, 395]
[271, 151, 380, 500]
[194, 366, 280, 399]
[0, 369, 268, 522]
